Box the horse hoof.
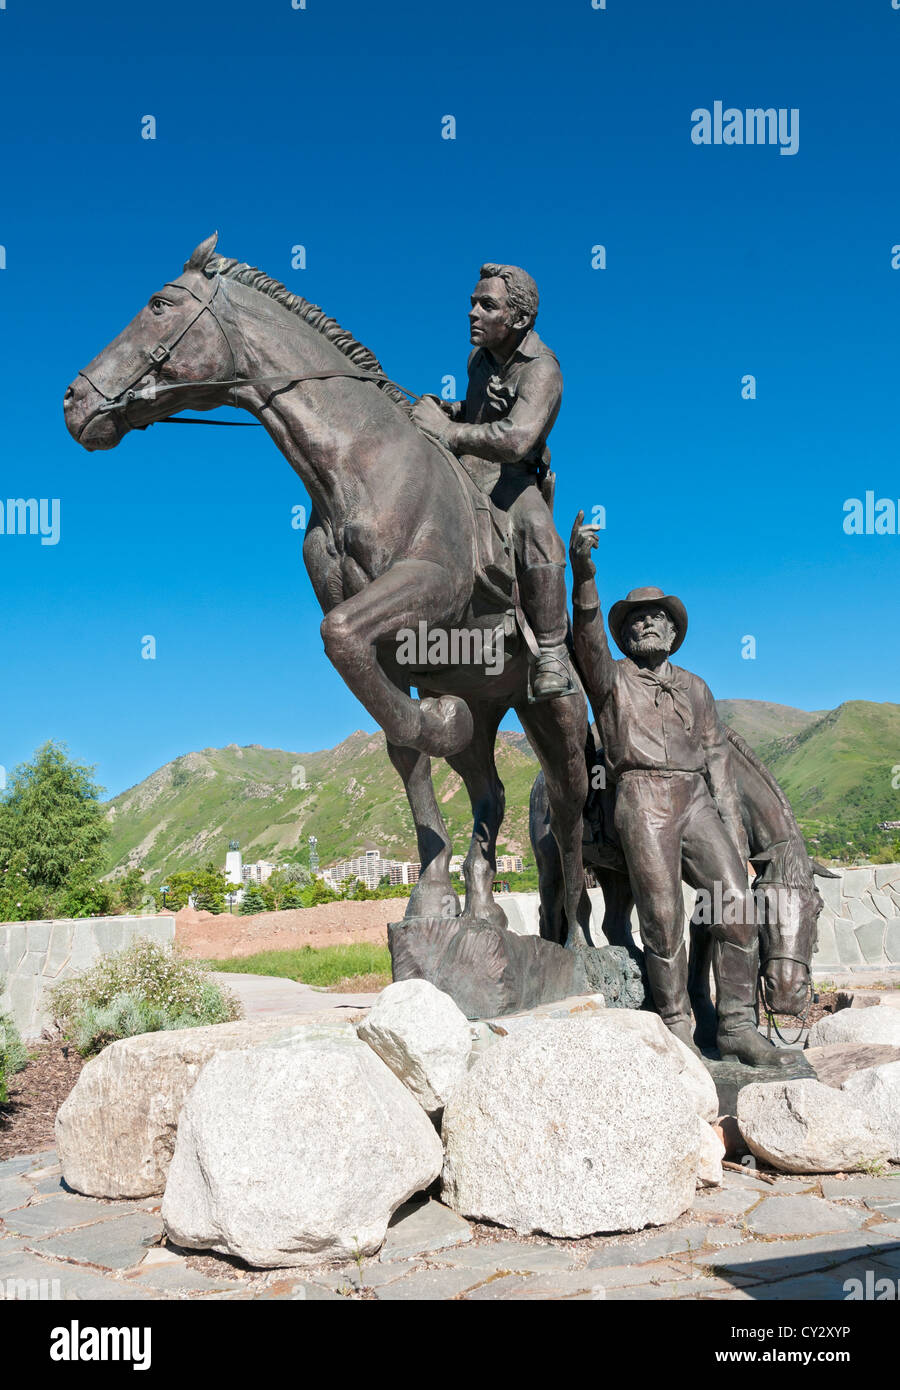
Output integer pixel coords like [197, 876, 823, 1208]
[417, 696, 473, 756]
[405, 885, 460, 921]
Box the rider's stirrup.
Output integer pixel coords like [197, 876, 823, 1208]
[527, 649, 578, 704]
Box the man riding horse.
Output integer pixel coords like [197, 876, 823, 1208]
[412, 264, 574, 701]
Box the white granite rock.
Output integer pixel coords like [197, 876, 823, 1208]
[357, 979, 472, 1116]
[842, 1061, 900, 1162]
[807, 1007, 900, 1049]
[737, 1078, 889, 1174]
[441, 1019, 700, 1237]
[696, 1119, 725, 1187]
[162, 1028, 444, 1268]
[56, 1014, 334, 1198]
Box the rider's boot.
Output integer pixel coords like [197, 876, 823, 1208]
[714, 938, 793, 1067]
[645, 945, 703, 1058]
[519, 562, 575, 701]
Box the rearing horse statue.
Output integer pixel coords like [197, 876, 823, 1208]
[64, 234, 592, 942]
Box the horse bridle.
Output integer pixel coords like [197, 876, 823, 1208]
[753, 843, 819, 1042]
[80, 272, 423, 429]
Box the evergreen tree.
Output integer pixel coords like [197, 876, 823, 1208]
[239, 885, 268, 915]
[0, 742, 109, 894]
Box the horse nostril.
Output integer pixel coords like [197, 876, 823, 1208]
[64, 386, 74, 405]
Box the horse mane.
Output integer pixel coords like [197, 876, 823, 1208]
[206, 255, 413, 418]
[723, 725, 812, 889]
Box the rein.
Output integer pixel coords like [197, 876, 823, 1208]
[81, 272, 425, 429]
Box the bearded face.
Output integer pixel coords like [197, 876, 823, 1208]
[622, 604, 677, 663]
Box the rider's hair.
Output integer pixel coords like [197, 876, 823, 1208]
[479, 264, 539, 329]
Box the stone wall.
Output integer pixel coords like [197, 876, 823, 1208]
[0, 915, 175, 1038]
[497, 864, 900, 973]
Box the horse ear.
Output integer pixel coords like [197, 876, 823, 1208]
[810, 858, 840, 880]
[184, 232, 219, 273]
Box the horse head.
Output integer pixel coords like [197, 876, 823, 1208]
[751, 839, 839, 1016]
[64, 234, 231, 450]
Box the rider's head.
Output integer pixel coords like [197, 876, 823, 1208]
[469, 264, 538, 356]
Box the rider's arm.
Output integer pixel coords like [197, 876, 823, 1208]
[442, 357, 561, 465]
[699, 681, 750, 862]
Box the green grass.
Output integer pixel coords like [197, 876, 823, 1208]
[204, 943, 392, 989]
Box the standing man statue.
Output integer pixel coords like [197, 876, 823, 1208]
[567, 513, 788, 1067]
[411, 264, 573, 700]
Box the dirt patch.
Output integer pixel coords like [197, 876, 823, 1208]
[0, 1041, 84, 1161]
[175, 898, 400, 961]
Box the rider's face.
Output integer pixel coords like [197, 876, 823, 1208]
[469, 278, 517, 351]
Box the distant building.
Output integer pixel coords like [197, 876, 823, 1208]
[879, 821, 900, 831]
[224, 841, 243, 899]
[242, 860, 277, 886]
[496, 854, 524, 875]
[323, 849, 420, 890]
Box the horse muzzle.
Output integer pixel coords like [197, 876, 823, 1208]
[763, 962, 810, 1016]
[64, 377, 127, 451]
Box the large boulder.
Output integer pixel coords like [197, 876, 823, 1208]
[162, 1028, 443, 1268]
[807, 1006, 900, 1049]
[473, 1000, 717, 1122]
[842, 1061, 900, 1162]
[737, 1078, 890, 1174]
[441, 1019, 700, 1237]
[357, 979, 471, 1116]
[56, 1014, 338, 1199]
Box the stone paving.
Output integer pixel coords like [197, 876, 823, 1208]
[1, 1148, 898, 1301]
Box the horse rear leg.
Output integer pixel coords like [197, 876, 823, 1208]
[530, 771, 566, 943]
[688, 921, 717, 1048]
[320, 560, 473, 757]
[517, 692, 590, 949]
[446, 701, 507, 928]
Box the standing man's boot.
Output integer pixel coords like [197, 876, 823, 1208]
[518, 562, 575, 700]
[714, 939, 792, 1067]
[644, 945, 702, 1057]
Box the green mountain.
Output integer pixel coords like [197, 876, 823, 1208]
[104, 732, 538, 883]
[715, 699, 823, 752]
[104, 699, 900, 882]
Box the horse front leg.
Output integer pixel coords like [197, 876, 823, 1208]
[319, 560, 473, 757]
[386, 735, 460, 922]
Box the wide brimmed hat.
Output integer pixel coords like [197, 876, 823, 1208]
[608, 586, 688, 656]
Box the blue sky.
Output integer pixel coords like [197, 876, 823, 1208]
[0, 0, 898, 797]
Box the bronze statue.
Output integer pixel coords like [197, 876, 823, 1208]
[411, 265, 574, 701]
[563, 513, 796, 1066]
[63, 236, 593, 947]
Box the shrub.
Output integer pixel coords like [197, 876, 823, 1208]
[47, 939, 243, 1056]
[0, 983, 29, 1103]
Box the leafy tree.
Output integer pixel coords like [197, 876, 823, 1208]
[0, 849, 48, 922]
[0, 742, 109, 893]
[118, 866, 146, 912]
[57, 865, 116, 919]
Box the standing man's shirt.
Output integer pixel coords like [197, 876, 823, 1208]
[573, 585, 745, 849]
